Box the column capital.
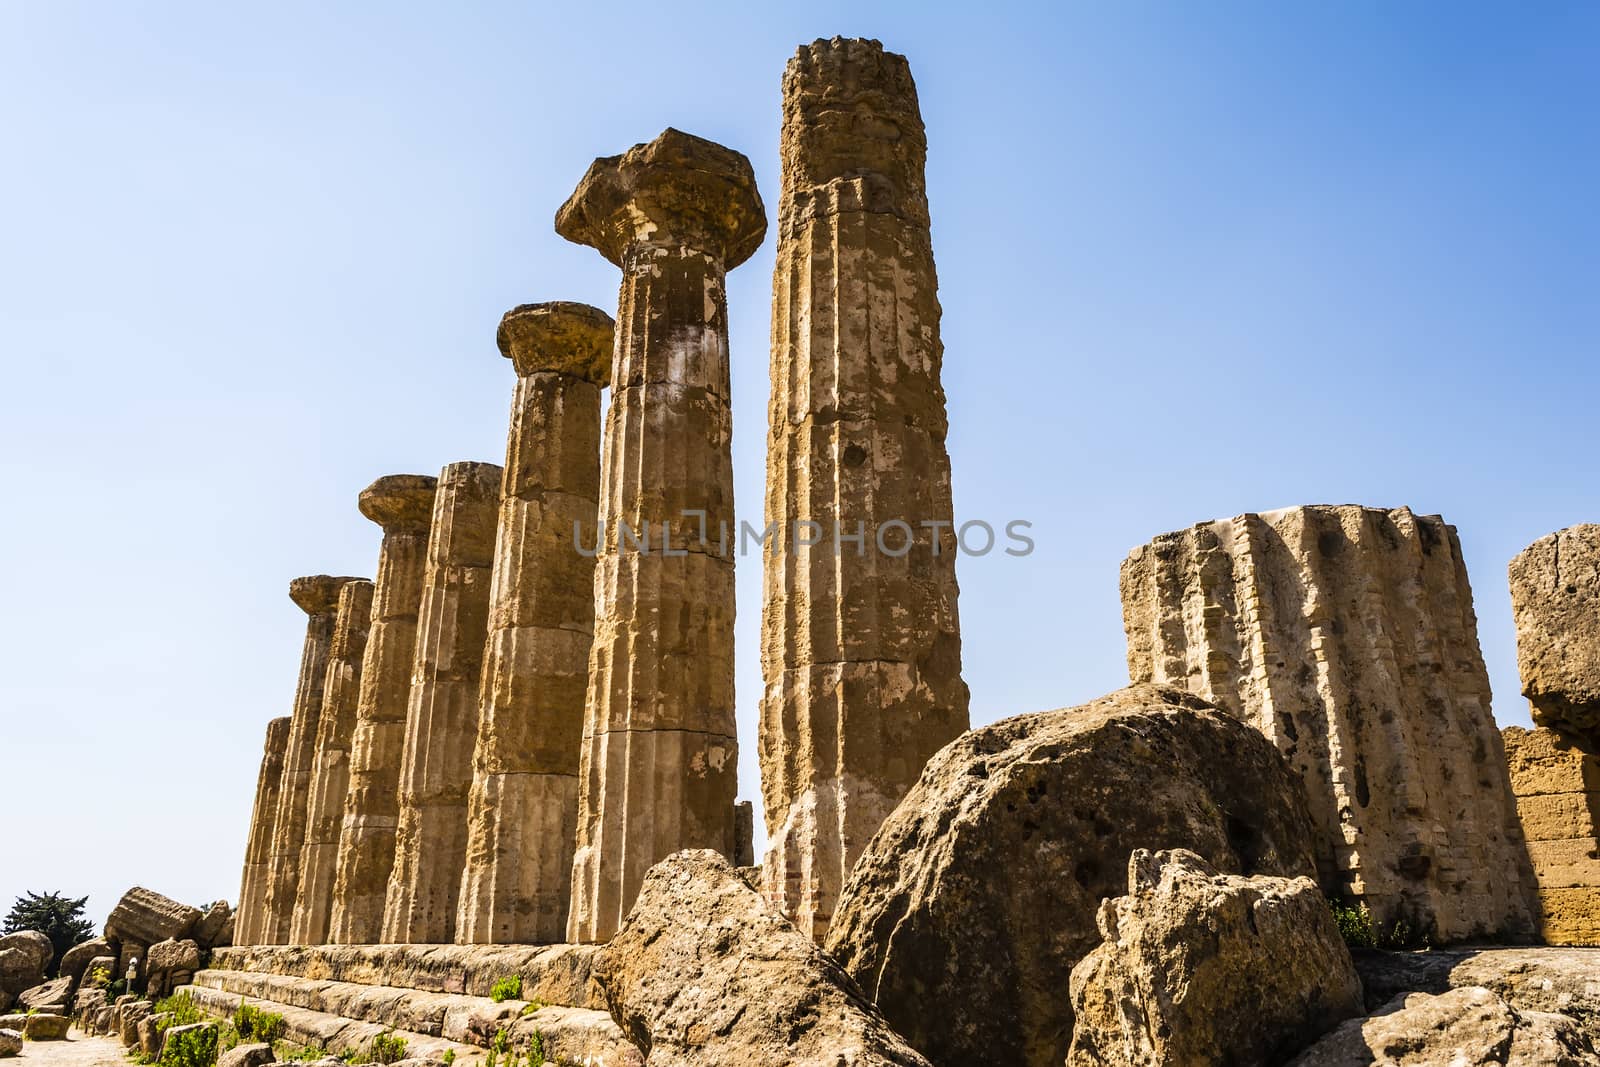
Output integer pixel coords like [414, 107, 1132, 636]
[359, 474, 438, 533]
[496, 301, 614, 384]
[289, 574, 365, 615]
[555, 128, 766, 269]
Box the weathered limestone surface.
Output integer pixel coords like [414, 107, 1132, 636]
[1121, 505, 1538, 943]
[1510, 525, 1600, 749]
[456, 302, 613, 946]
[292, 579, 375, 946]
[383, 462, 502, 945]
[1351, 946, 1600, 1029]
[265, 575, 364, 944]
[825, 684, 1320, 1067]
[1067, 849, 1362, 1067]
[594, 850, 932, 1067]
[760, 37, 969, 944]
[328, 474, 438, 946]
[58, 938, 111, 988]
[105, 888, 202, 948]
[557, 128, 765, 943]
[237, 718, 292, 946]
[1503, 726, 1600, 946]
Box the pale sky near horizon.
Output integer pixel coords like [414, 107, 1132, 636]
[1, 2, 1595, 930]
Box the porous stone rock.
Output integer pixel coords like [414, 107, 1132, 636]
[825, 684, 1320, 1067]
[1121, 505, 1539, 943]
[559, 128, 764, 943]
[1351, 946, 1600, 1035]
[1510, 525, 1600, 749]
[140, 1012, 172, 1058]
[1503, 726, 1600, 945]
[237, 717, 292, 946]
[146, 938, 200, 998]
[59, 937, 111, 987]
[761, 36, 970, 944]
[264, 577, 365, 944]
[194, 901, 232, 950]
[0, 931, 52, 994]
[293, 579, 376, 946]
[594, 849, 931, 1066]
[19, 977, 72, 1012]
[78, 956, 115, 992]
[1288, 985, 1599, 1066]
[456, 302, 613, 946]
[383, 461, 502, 945]
[328, 474, 437, 945]
[23, 1013, 68, 1041]
[1067, 849, 1362, 1066]
[106, 888, 200, 952]
[119, 999, 153, 1046]
[0, 1030, 18, 1057]
[218, 1043, 276, 1067]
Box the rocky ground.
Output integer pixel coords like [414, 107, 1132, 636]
[4, 1034, 125, 1067]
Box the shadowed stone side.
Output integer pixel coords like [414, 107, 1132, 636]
[1503, 726, 1600, 946]
[328, 474, 438, 945]
[290, 578, 375, 946]
[1510, 525, 1600, 750]
[456, 303, 613, 946]
[557, 128, 766, 943]
[1120, 505, 1539, 943]
[236, 717, 291, 947]
[383, 461, 502, 945]
[263, 575, 365, 945]
[760, 37, 970, 943]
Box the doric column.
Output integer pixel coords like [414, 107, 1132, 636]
[235, 716, 291, 946]
[262, 574, 364, 945]
[328, 475, 438, 945]
[759, 38, 970, 941]
[289, 578, 375, 945]
[382, 461, 502, 944]
[557, 128, 766, 942]
[456, 303, 613, 945]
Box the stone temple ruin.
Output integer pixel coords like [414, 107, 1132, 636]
[21, 34, 1590, 1067]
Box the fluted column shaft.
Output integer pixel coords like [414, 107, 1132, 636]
[290, 578, 375, 945]
[328, 475, 438, 945]
[382, 461, 501, 944]
[759, 38, 970, 942]
[235, 716, 291, 946]
[457, 303, 612, 945]
[556, 128, 766, 942]
[262, 574, 363, 945]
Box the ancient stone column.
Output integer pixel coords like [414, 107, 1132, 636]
[556, 128, 766, 943]
[381, 461, 501, 944]
[328, 475, 438, 945]
[455, 302, 613, 945]
[1502, 726, 1600, 946]
[289, 578, 375, 945]
[262, 574, 364, 945]
[759, 37, 971, 942]
[235, 716, 291, 946]
[1509, 525, 1600, 751]
[1120, 505, 1539, 943]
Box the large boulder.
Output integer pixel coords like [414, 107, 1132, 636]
[0, 1029, 18, 1058]
[59, 937, 112, 988]
[594, 850, 932, 1067]
[77, 955, 116, 993]
[1067, 849, 1363, 1066]
[825, 684, 1320, 1067]
[18, 977, 72, 1012]
[1289, 986, 1599, 1066]
[194, 901, 232, 949]
[120, 999, 154, 1047]
[218, 1043, 276, 1067]
[145, 938, 201, 998]
[1510, 525, 1600, 749]
[105, 887, 201, 945]
[1350, 946, 1600, 1034]
[0, 931, 53, 994]
[23, 1013, 70, 1041]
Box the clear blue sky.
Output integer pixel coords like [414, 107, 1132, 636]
[2, 2, 1594, 929]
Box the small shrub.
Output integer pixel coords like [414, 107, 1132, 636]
[160, 1024, 218, 1067]
[441, 1051, 455, 1067]
[524, 1031, 545, 1067]
[368, 1031, 407, 1065]
[233, 1002, 287, 1044]
[488, 975, 522, 1004]
[1329, 899, 1378, 949]
[87, 965, 112, 989]
[154, 993, 203, 1031]
[518, 999, 545, 1016]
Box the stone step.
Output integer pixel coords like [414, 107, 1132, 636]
[210, 944, 601, 1008]
[178, 981, 639, 1066]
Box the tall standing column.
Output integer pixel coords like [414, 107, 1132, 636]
[263, 574, 364, 944]
[289, 578, 375, 945]
[382, 461, 502, 944]
[235, 716, 291, 946]
[760, 38, 971, 942]
[456, 302, 613, 945]
[557, 128, 766, 943]
[328, 475, 438, 945]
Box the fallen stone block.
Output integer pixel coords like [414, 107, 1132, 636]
[23, 1013, 70, 1041]
[105, 887, 201, 946]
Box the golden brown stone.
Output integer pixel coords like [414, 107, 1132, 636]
[327, 475, 437, 945]
[1121, 505, 1538, 943]
[234, 717, 291, 946]
[1503, 726, 1600, 946]
[559, 129, 762, 943]
[759, 37, 969, 942]
[456, 303, 612, 945]
[382, 461, 501, 945]
[262, 574, 365, 945]
[1509, 525, 1600, 749]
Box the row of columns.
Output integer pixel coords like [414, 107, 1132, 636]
[234, 37, 964, 947]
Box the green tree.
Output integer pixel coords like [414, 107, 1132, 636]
[3, 891, 95, 973]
